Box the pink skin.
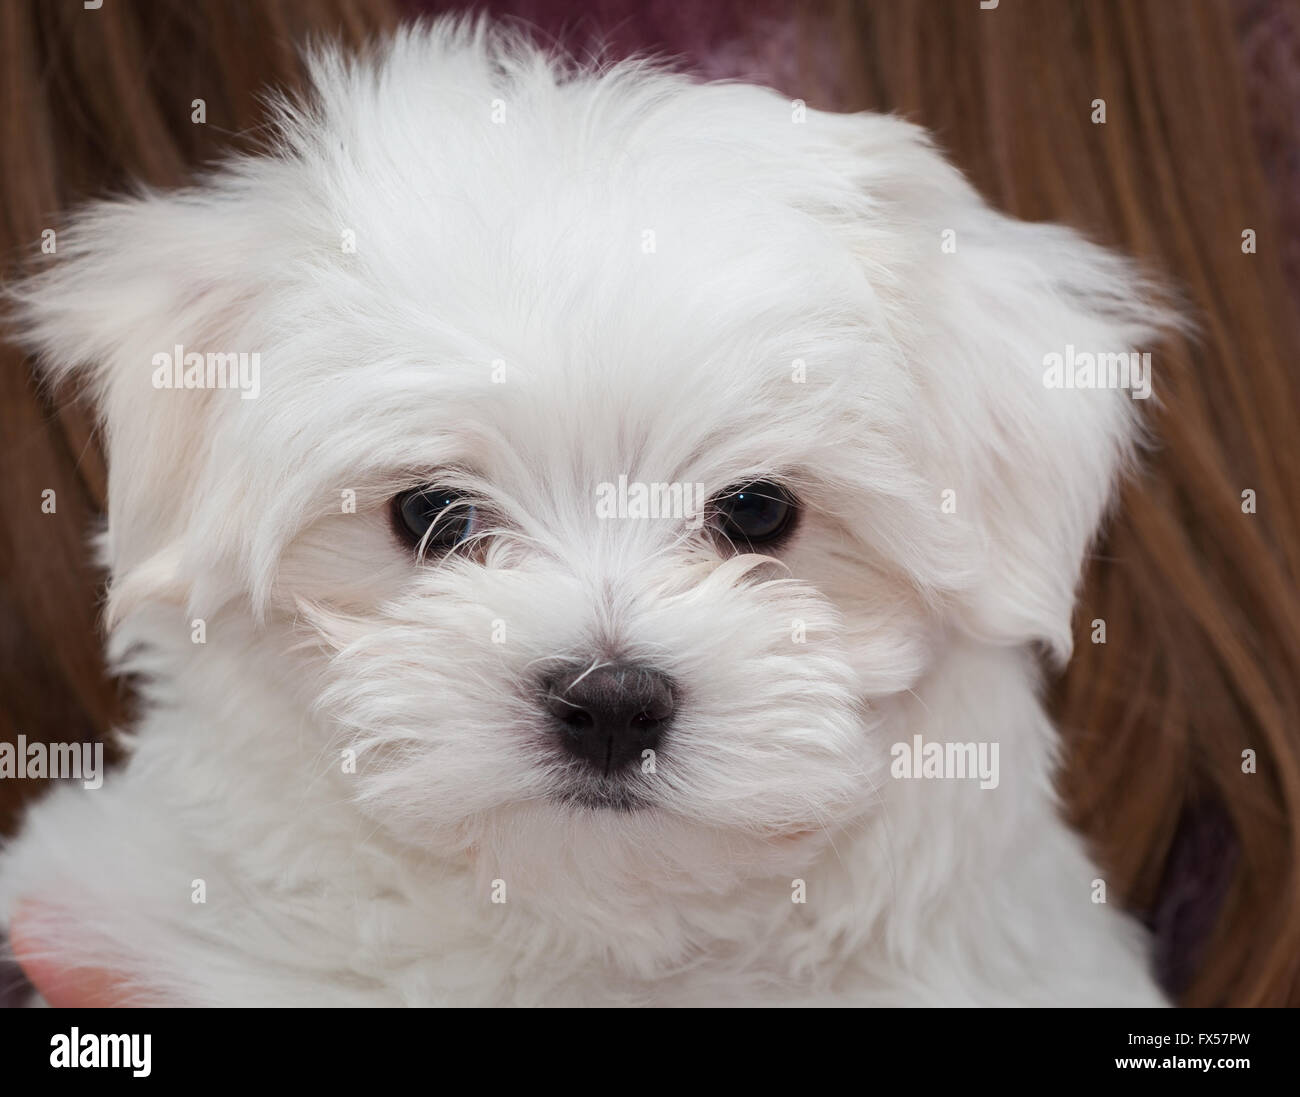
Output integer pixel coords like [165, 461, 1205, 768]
[9, 901, 127, 1007]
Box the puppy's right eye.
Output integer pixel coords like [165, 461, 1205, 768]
[392, 487, 479, 553]
[712, 481, 798, 548]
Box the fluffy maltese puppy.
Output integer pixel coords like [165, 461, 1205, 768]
[1, 20, 1174, 1006]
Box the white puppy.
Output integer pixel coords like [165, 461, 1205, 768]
[1, 19, 1174, 1006]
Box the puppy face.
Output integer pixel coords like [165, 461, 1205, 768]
[268, 156, 922, 852]
[10, 24, 1174, 878]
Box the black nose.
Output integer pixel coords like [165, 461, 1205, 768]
[543, 664, 674, 773]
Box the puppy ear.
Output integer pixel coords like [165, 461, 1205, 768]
[5, 192, 261, 621]
[812, 113, 1182, 661]
[931, 209, 1180, 662]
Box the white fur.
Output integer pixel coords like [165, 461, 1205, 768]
[1, 19, 1173, 1005]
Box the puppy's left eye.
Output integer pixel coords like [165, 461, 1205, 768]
[393, 486, 479, 553]
[713, 481, 798, 547]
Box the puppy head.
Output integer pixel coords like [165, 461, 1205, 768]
[10, 22, 1176, 881]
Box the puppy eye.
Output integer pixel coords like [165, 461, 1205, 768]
[393, 486, 480, 554]
[713, 481, 798, 547]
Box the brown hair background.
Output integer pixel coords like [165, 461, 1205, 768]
[1, 0, 1297, 1006]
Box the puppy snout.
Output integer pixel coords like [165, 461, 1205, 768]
[543, 664, 674, 773]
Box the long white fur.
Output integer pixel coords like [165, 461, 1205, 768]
[0, 18, 1174, 1005]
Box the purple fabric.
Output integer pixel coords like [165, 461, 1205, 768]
[1149, 802, 1239, 999]
[0, 935, 33, 1008]
[1237, 0, 1300, 311]
[418, 0, 804, 77]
